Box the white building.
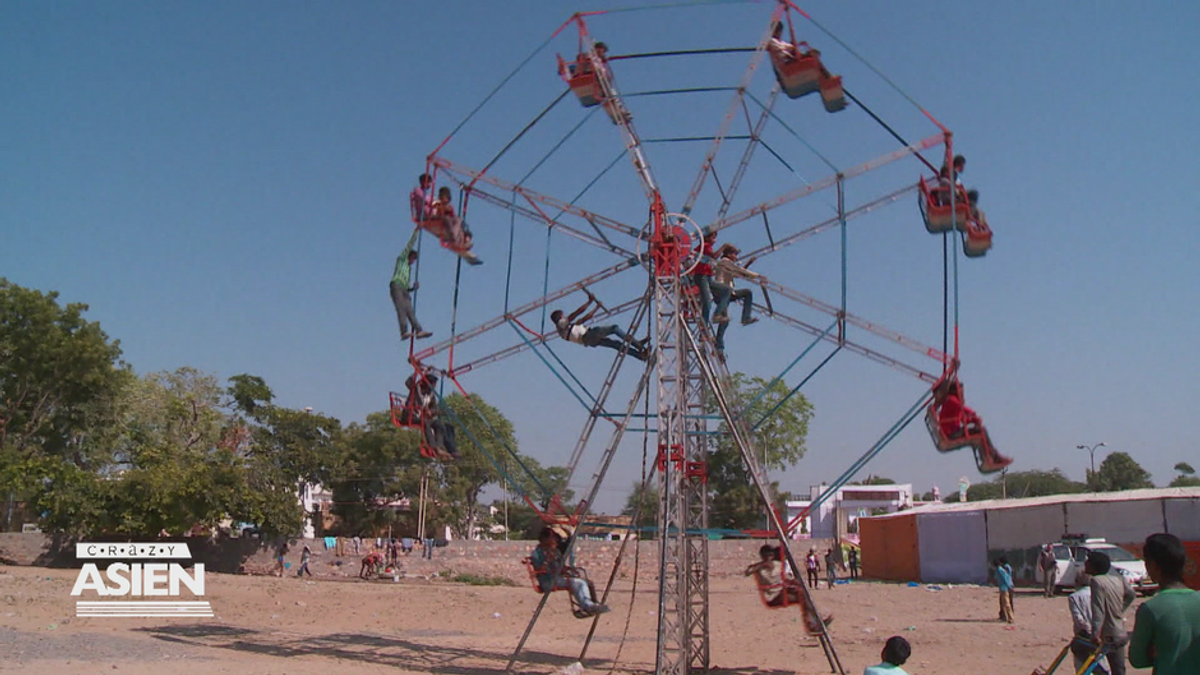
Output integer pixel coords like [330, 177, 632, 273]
[798, 483, 914, 540]
[299, 483, 333, 539]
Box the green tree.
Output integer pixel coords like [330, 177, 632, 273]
[500, 456, 575, 539]
[940, 469, 1084, 503]
[329, 411, 424, 537]
[434, 392, 517, 539]
[1169, 461, 1200, 488]
[1090, 452, 1155, 492]
[227, 375, 346, 537]
[0, 281, 131, 529]
[708, 373, 813, 530]
[621, 480, 659, 532]
[853, 475, 896, 485]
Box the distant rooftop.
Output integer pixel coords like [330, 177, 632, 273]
[864, 486, 1200, 520]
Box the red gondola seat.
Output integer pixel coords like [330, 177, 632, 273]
[963, 214, 993, 258]
[558, 54, 603, 108]
[771, 42, 824, 99]
[924, 377, 1012, 474]
[521, 557, 597, 619]
[389, 388, 450, 461]
[918, 176, 971, 234]
[820, 73, 846, 113]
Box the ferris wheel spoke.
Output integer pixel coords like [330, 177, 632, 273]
[755, 276, 950, 366]
[715, 85, 782, 222]
[462, 183, 633, 257]
[740, 182, 917, 262]
[412, 259, 641, 363]
[679, 9, 781, 217]
[448, 296, 645, 378]
[754, 303, 938, 383]
[432, 156, 643, 240]
[706, 132, 945, 235]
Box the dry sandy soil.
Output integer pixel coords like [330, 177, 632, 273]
[0, 565, 1141, 675]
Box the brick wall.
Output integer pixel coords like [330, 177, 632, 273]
[0, 533, 838, 583]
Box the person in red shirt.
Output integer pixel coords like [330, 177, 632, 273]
[935, 380, 1012, 473]
[691, 231, 717, 324]
[359, 551, 384, 579]
[937, 381, 980, 439]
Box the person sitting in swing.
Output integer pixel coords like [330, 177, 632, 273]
[551, 291, 651, 361]
[424, 187, 481, 265]
[403, 370, 457, 460]
[744, 544, 832, 634]
[932, 155, 967, 207]
[935, 379, 1011, 473]
[530, 527, 609, 617]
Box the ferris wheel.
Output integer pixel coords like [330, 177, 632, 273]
[387, 2, 1006, 674]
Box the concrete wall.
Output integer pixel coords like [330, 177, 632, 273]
[918, 511, 987, 584]
[0, 533, 838, 585]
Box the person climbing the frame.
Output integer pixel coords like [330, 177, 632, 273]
[390, 228, 433, 342]
[551, 290, 651, 361]
[691, 231, 717, 324]
[591, 41, 632, 125]
[710, 244, 760, 357]
[410, 173, 434, 222]
[744, 544, 833, 634]
[529, 526, 609, 617]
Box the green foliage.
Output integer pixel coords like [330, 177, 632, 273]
[1089, 452, 1154, 492]
[0, 279, 129, 465]
[708, 373, 813, 530]
[853, 475, 896, 485]
[621, 480, 659, 532]
[1169, 461, 1200, 487]
[449, 573, 516, 587]
[435, 392, 516, 539]
[501, 456, 575, 539]
[329, 411, 424, 536]
[942, 468, 1085, 503]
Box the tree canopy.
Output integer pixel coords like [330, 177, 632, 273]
[707, 373, 813, 529]
[942, 469, 1085, 503]
[1089, 452, 1154, 492]
[1169, 461, 1200, 488]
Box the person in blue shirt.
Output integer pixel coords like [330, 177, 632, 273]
[994, 556, 1015, 623]
[529, 527, 609, 617]
[864, 636, 912, 675]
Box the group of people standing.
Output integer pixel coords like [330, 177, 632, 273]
[1062, 534, 1200, 675]
[803, 546, 859, 588]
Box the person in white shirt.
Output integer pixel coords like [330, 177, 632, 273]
[1069, 572, 1109, 675]
[551, 292, 650, 361]
[710, 244, 761, 355]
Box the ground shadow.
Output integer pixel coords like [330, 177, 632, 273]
[138, 624, 612, 675]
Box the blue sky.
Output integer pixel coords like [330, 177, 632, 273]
[4, 1, 1198, 514]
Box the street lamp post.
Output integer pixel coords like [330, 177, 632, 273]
[1076, 442, 1107, 478]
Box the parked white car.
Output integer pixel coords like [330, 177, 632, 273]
[1037, 538, 1157, 596]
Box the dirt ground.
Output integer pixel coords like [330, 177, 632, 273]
[0, 565, 1141, 675]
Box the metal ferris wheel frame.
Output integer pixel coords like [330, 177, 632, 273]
[402, 2, 977, 674]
